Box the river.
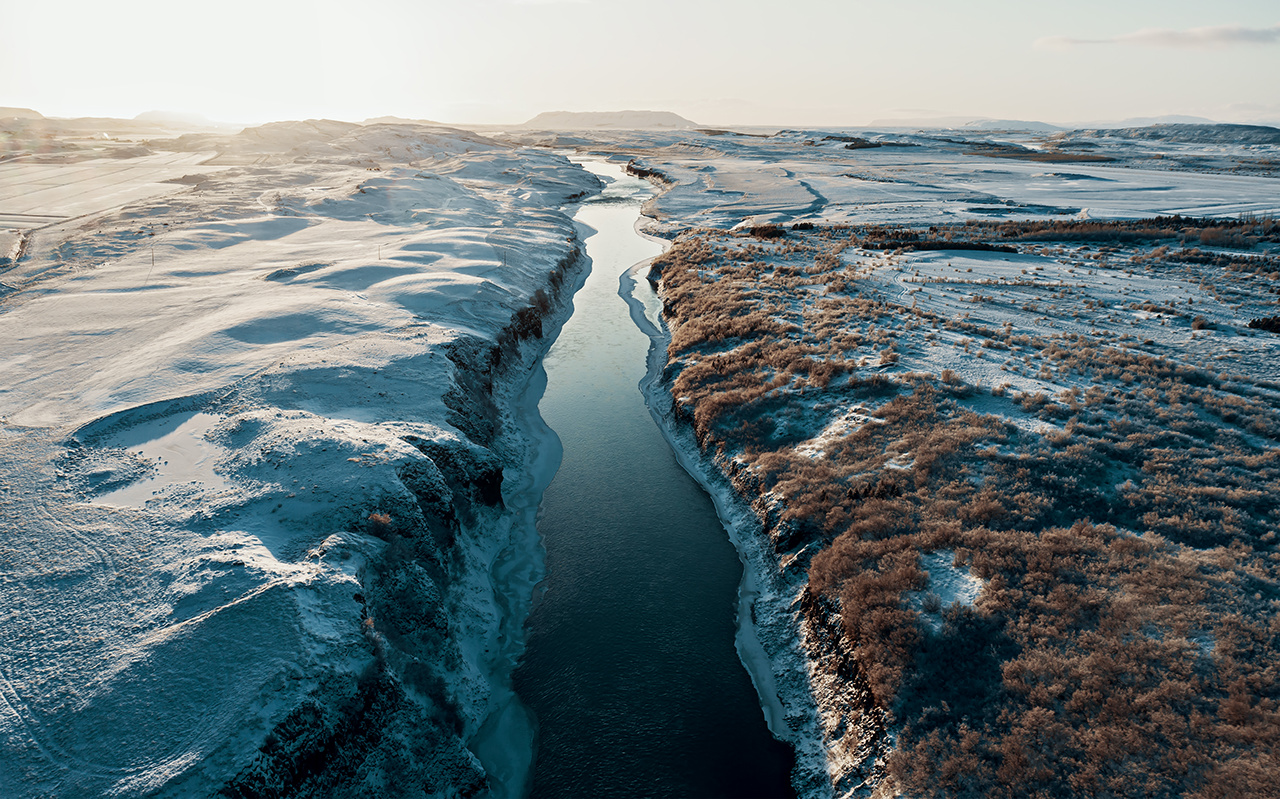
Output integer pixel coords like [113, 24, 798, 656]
[510, 160, 796, 798]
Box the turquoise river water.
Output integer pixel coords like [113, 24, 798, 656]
[512, 161, 796, 798]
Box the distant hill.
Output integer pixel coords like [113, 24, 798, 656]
[867, 116, 1061, 132]
[961, 119, 1064, 133]
[1063, 123, 1280, 145]
[867, 115, 977, 129]
[227, 119, 362, 150]
[0, 107, 43, 120]
[1074, 114, 1217, 129]
[521, 110, 698, 129]
[363, 115, 444, 126]
[133, 110, 234, 130]
[869, 114, 1227, 132]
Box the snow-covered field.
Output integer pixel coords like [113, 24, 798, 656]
[0, 121, 599, 796]
[0, 152, 224, 231]
[525, 127, 1280, 232]
[848, 244, 1279, 409]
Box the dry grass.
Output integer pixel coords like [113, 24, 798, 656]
[649, 222, 1280, 798]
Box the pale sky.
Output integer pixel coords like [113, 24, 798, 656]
[2, 0, 1278, 127]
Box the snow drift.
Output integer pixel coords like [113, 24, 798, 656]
[0, 122, 601, 796]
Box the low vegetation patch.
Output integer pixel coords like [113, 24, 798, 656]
[969, 141, 1115, 163]
[1247, 316, 1280, 334]
[650, 219, 1280, 798]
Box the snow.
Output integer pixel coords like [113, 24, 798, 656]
[907, 551, 985, 633]
[846, 246, 1248, 404]
[0, 152, 223, 230]
[795, 405, 884, 460]
[561, 127, 1280, 233]
[0, 122, 601, 795]
[6, 118, 1278, 797]
[96, 412, 233, 507]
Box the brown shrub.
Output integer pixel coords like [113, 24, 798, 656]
[650, 225, 1280, 798]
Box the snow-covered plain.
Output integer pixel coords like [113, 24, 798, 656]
[0, 121, 600, 796]
[844, 245, 1280, 411]
[524, 127, 1280, 233]
[0, 151, 223, 231]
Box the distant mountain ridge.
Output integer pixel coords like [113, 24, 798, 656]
[363, 115, 445, 126]
[521, 110, 699, 129]
[0, 107, 43, 120]
[1076, 114, 1216, 128]
[1062, 123, 1280, 145]
[866, 114, 1226, 132]
[867, 116, 1062, 131]
[960, 119, 1064, 133]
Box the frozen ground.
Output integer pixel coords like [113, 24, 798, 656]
[905, 551, 984, 633]
[0, 120, 600, 796]
[0, 152, 224, 231]
[846, 245, 1280, 414]
[511, 126, 1280, 233]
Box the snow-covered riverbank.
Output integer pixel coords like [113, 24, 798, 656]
[621, 252, 834, 798]
[0, 121, 601, 796]
[614, 159, 830, 796]
[464, 219, 595, 799]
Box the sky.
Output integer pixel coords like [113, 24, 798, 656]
[2, 0, 1278, 127]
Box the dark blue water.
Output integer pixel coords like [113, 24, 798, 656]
[513, 162, 796, 798]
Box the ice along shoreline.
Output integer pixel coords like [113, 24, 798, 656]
[619, 209, 833, 797]
[465, 158, 653, 797]
[465, 218, 594, 799]
[505, 158, 795, 796]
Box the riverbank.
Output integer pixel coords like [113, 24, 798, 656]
[621, 253, 835, 799]
[0, 123, 605, 796]
[510, 160, 794, 797]
[464, 231, 594, 799]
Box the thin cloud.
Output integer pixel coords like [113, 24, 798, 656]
[1038, 23, 1280, 51]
